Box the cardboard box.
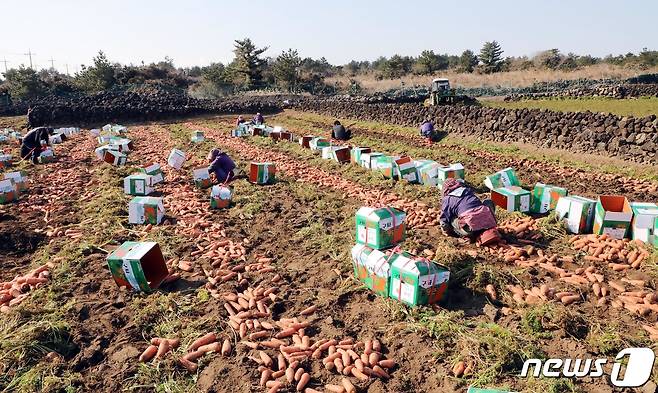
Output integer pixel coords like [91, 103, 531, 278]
[309, 137, 330, 151]
[395, 156, 419, 183]
[360, 152, 383, 169]
[128, 197, 165, 225]
[0, 179, 17, 204]
[0, 154, 13, 169]
[299, 135, 314, 148]
[592, 195, 633, 239]
[321, 146, 340, 160]
[322, 146, 351, 163]
[355, 206, 406, 250]
[530, 183, 568, 214]
[484, 167, 520, 190]
[372, 155, 401, 179]
[123, 174, 154, 196]
[106, 241, 169, 292]
[108, 137, 133, 152]
[491, 186, 531, 212]
[249, 162, 276, 184]
[38, 148, 55, 164]
[90, 129, 101, 137]
[250, 125, 265, 136]
[193, 168, 212, 189]
[555, 195, 596, 234]
[415, 160, 440, 186]
[210, 185, 233, 209]
[630, 202, 658, 246]
[437, 163, 465, 189]
[102, 149, 127, 166]
[350, 147, 371, 164]
[167, 149, 186, 170]
[632, 202, 658, 241]
[350, 244, 394, 297]
[140, 163, 164, 184]
[191, 130, 205, 143]
[389, 251, 450, 306]
[4, 171, 28, 193]
[49, 134, 63, 144]
[231, 127, 249, 137]
[271, 130, 293, 142]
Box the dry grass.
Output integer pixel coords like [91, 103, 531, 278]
[327, 64, 658, 92]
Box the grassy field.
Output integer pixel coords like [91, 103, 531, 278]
[481, 96, 658, 117]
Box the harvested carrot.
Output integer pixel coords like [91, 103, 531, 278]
[188, 333, 217, 351]
[341, 378, 356, 393]
[221, 339, 231, 356]
[139, 345, 158, 362]
[296, 373, 310, 391]
[453, 361, 465, 377]
[300, 305, 317, 316]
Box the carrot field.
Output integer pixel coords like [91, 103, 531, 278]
[1, 111, 658, 393]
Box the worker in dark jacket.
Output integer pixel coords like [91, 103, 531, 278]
[331, 120, 351, 141]
[440, 178, 498, 242]
[208, 148, 237, 184]
[236, 115, 246, 127]
[20, 127, 52, 164]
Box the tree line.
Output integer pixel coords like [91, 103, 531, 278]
[1, 38, 657, 102]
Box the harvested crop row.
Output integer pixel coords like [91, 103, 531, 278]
[279, 112, 658, 199]
[189, 122, 440, 229]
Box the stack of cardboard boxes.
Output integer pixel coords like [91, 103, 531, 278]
[351, 206, 451, 306]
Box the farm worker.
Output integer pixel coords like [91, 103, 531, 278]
[207, 148, 237, 184]
[236, 115, 246, 127]
[253, 113, 265, 125]
[331, 120, 352, 141]
[20, 127, 52, 164]
[439, 178, 500, 245]
[420, 119, 437, 141]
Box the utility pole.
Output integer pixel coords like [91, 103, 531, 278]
[1, 58, 8, 74]
[48, 57, 55, 69]
[65, 64, 69, 75]
[24, 49, 35, 69]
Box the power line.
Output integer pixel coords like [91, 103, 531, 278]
[23, 49, 36, 69]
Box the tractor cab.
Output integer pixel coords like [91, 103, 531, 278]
[431, 78, 451, 93]
[426, 78, 456, 106]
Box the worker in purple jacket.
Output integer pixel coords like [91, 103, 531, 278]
[419, 119, 437, 142]
[253, 113, 264, 125]
[207, 148, 237, 184]
[440, 178, 498, 240]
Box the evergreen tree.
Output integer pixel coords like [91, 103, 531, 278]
[272, 49, 302, 91]
[230, 38, 268, 89]
[479, 41, 504, 73]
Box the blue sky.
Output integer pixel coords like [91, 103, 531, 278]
[0, 0, 656, 73]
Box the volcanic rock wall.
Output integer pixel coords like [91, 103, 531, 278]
[294, 100, 658, 164]
[504, 83, 658, 101]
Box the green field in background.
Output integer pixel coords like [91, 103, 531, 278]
[481, 97, 658, 117]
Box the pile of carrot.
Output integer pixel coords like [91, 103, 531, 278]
[0, 262, 53, 313]
[139, 337, 180, 362]
[570, 234, 650, 270]
[498, 216, 542, 243]
[179, 332, 231, 372]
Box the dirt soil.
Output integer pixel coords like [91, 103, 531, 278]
[1, 114, 657, 393]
